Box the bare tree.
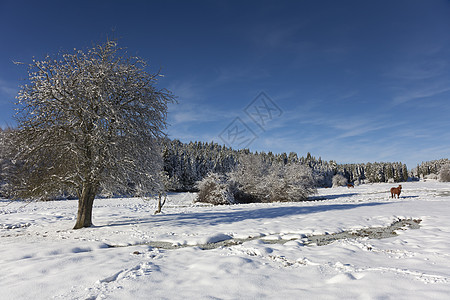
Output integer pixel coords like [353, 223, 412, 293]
[153, 171, 170, 214]
[10, 40, 176, 229]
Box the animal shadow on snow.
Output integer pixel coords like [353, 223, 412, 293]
[399, 195, 419, 199]
[106, 201, 390, 228]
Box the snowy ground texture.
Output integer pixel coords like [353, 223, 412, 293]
[1, 181, 450, 299]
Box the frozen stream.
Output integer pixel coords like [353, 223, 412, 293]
[107, 218, 422, 250]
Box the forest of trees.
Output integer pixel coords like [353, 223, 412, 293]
[2, 130, 448, 202]
[414, 159, 450, 178]
[161, 139, 409, 192]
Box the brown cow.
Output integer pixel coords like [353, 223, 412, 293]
[390, 185, 402, 198]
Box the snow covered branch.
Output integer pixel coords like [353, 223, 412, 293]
[6, 40, 176, 228]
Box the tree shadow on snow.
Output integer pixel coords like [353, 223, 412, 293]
[105, 201, 391, 228]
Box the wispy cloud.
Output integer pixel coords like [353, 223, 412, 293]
[387, 59, 448, 81]
[168, 102, 235, 126]
[254, 21, 313, 53]
[392, 81, 450, 105]
[0, 79, 18, 98]
[275, 103, 400, 141]
[213, 65, 271, 85]
[167, 80, 204, 102]
[385, 52, 450, 105]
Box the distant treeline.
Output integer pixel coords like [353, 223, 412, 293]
[162, 139, 409, 191]
[2, 128, 442, 197]
[414, 158, 450, 178]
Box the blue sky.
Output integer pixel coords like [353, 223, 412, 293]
[1, 0, 449, 168]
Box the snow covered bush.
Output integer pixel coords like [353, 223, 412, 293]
[265, 163, 316, 202]
[332, 174, 348, 187]
[195, 173, 236, 205]
[424, 173, 438, 180]
[439, 164, 450, 182]
[229, 155, 317, 203]
[229, 154, 270, 203]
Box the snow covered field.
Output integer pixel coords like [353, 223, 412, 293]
[1, 181, 450, 299]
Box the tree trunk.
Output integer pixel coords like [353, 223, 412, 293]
[154, 193, 166, 214]
[73, 183, 96, 229]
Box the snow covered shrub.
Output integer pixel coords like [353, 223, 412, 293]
[195, 173, 235, 205]
[424, 173, 438, 180]
[439, 164, 450, 182]
[229, 155, 317, 203]
[271, 163, 316, 202]
[229, 154, 270, 203]
[332, 174, 347, 187]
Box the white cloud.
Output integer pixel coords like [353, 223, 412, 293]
[168, 101, 239, 126]
[385, 53, 450, 105]
[0, 79, 18, 97]
[392, 81, 450, 105]
[387, 59, 448, 81]
[278, 104, 401, 141]
[167, 80, 202, 101]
